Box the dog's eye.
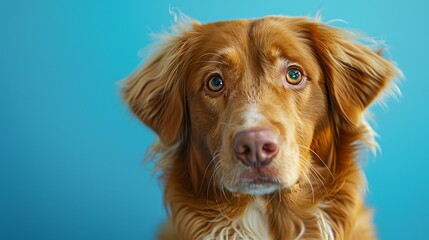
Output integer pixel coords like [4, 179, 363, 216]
[207, 76, 224, 92]
[286, 67, 303, 85]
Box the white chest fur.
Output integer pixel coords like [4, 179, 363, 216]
[204, 198, 271, 240]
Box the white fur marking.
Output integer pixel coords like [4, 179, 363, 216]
[204, 198, 271, 240]
[243, 105, 265, 128]
[315, 205, 334, 240]
[243, 185, 280, 195]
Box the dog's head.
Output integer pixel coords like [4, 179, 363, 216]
[123, 16, 398, 196]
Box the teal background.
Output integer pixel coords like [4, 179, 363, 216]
[1, 0, 427, 239]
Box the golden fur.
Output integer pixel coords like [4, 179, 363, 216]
[123, 16, 399, 240]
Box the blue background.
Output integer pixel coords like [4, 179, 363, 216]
[1, 0, 428, 239]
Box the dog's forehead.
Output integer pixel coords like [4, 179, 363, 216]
[189, 17, 320, 82]
[195, 17, 308, 48]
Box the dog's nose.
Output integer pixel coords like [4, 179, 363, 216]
[233, 129, 279, 167]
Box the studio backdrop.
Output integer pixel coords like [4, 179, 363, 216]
[1, 0, 428, 239]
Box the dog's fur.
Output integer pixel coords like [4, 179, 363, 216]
[123, 15, 399, 240]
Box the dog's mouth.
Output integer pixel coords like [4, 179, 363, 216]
[232, 176, 282, 195]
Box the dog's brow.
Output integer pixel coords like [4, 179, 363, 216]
[268, 47, 282, 59]
[218, 47, 239, 59]
[198, 47, 241, 66]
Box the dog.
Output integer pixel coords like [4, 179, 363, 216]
[123, 15, 400, 240]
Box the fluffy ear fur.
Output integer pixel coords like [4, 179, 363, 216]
[309, 23, 399, 127]
[122, 34, 189, 145]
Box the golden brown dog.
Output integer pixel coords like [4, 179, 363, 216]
[123, 15, 400, 240]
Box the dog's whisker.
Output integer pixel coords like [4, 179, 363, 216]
[303, 171, 315, 203]
[299, 155, 327, 190]
[206, 161, 219, 203]
[206, 160, 222, 205]
[199, 149, 222, 196]
[272, 190, 283, 226]
[262, 192, 277, 210]
[220, 185, 229, 204]
[297, 144, 335, 180]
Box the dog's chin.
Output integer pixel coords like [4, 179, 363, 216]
[226, 177, 283, 195]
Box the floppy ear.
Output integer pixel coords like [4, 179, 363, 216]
[122, 35, 189, 145]
[309, 23, 399, 127]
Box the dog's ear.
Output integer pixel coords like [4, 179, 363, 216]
[309, 23, 399, 127]
[122, 34, 190, 145]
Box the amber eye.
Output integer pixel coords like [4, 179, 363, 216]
[207, 75, 224, 92]
[286, 67, 303, 85]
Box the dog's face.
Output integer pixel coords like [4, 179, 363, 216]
[124, 17, 396, 195]
[185, 19, 326, 195]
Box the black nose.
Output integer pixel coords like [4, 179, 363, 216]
[233, 129, 279, 167]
